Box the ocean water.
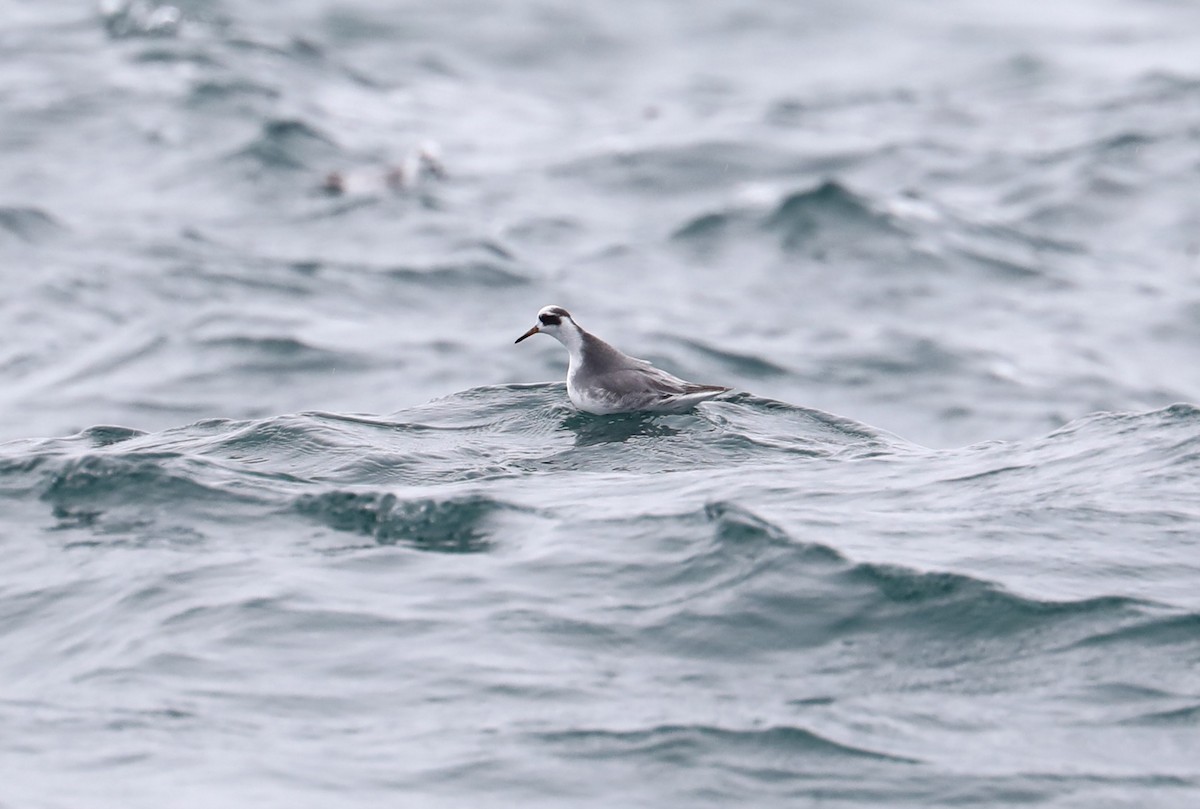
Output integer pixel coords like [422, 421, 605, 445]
[2, 1, 1200, 806]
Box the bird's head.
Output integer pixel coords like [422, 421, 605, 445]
[515, 305, 575, 344]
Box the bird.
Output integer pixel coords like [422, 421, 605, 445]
[514, 305, 730, 414]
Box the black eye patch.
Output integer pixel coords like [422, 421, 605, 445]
[538, 314, 562, 326]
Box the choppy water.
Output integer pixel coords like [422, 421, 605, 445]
[3, 1, 1200, 806]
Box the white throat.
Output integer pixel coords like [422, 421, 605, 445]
[550, 320, 586, 369]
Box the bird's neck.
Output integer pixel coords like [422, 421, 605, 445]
[556, 323, 587, 369]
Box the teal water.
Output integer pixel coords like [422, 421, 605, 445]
[3, 1, 1200, 807]
[4, 389, 1199, 806]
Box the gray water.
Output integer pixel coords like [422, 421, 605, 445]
[3, 1, 1200, 807]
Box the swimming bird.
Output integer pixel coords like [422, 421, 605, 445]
[515, 305, 730, 414]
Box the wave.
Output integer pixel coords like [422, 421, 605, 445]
[0, 206, 65, 243]
[671, 179, 909, 258]
[228, 251, 528, 292]
[541, 723, 919, 764]
[188, 78, 281, 108]
[37, 451, 266, 536]
[78, 425, 149, 447]
[669, 177, 1086, 290]
[5, 389, 1196, 502]
[1069, 611, 1200, 650]
[1121, 703, 1200, 727]
[293, 491, 514, 553]
[655, 337, 790, 379]
[551, 140, 811, 195]
[765, 180, 907, 250]
[1, 392, 1196, 620]
[627, 502, 1151, 659]
[383, 260, 529, 289]
[229, 118, 340, 172]
[194, 335, 372, 374]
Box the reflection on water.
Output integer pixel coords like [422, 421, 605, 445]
[561, 410, 682, 447]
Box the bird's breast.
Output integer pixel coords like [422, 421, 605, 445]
[565, 370, 624, 415]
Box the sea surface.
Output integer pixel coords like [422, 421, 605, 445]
[2, 1, 1200, 806]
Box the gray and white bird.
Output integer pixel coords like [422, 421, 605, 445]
[515, 305, 730, 414]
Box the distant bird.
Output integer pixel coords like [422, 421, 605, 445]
[515, 305, 730, 414]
